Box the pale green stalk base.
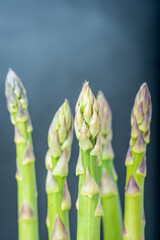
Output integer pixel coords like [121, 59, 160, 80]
[16, 121, 39, 240]
[100, 160, 122, 240]
[47, 155, 70, 240]
[47, 177, 70, 240]
[77, 150, 100, 240]
[124, 152, 145, 240]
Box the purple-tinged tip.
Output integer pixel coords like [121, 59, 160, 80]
[51, 215, 69, 240]
[136, 101, 144, 124]
[136, 83, 149, 105]
[133, 83, 152, 128]
[131, 117, 139, 138]
[140, 82, 148, 91]
[139, 109, 151, 133]
[19, 200, 35, 220]
[142, 210, 146, 224]
[122, 224, 127, 237]
[131, 109, 134, 124]
[61, 179, 71, 210]
[125, 146, 133, 165]
[22, 141, 35, 164]
[136, 156, 147, 177]
[14, 124, 26, 144]
[132, 131, 146, 153]
[125, 175, 141, 196]
[144, 127, 150, 144]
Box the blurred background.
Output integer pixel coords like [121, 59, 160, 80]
[0, 0, 159, 239]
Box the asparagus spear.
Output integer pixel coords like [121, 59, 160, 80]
[75, 82, 103, 240]
[5, 69, 39, 240]
[45, 100, 73, 240]
[97, 91, 123, 240]
[123, 83, 152, 240]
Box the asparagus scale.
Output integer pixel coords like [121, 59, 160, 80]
[97, 91, 123, 240]
[123, 83, 152, 240]
[75, 82, 103, 240]
[45, 100, 73, 240]
[5, 69, 39, 240]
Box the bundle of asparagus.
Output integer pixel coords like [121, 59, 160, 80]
[123, 83, 152, 240]
[97, 91, 123, 240]
[45, 100, 73, 240]
[5, 69, 152, 240]
[5, 69, 39, 240]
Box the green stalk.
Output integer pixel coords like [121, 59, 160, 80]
[123, 83, 152, 240]
[97, 91, 123, 240]
[5, 69, 39, 240]
[45, 100, 73, 240]
[75, 82, 103, 240]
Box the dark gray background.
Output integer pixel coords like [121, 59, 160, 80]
[0, 0, 159, 239]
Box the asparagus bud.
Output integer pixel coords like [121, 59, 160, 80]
[45, 100, 73, 240]
[5, 69, 39, 240]
[75, 81, 102, 240]
[97, 90, 123, 240]
[123, 83, 152, 240]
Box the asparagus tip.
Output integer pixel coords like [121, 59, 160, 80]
[75, 81, 102, 148]
[133, 82, 152, 131]
[97, 90, 112, 137]
[5, 69, 28, 115]
[48, 99, 73, 153]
